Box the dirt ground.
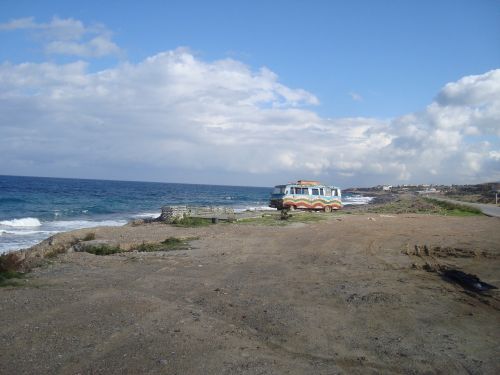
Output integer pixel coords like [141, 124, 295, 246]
[1, 213, 500, 374]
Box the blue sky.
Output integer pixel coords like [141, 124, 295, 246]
[0, 0, 499, 186]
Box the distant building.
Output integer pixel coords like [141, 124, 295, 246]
[382, 185, 392, 191]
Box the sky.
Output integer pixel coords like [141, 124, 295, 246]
[0, 0, 499, 187]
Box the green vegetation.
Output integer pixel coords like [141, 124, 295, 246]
[83, 244, 122, 256]
[424, 198, 482, 216]
[135, 237, 195, 252]
[366, 196, 482, 216]
[238, 211, 329, 226]
[0, 253, 26, 287]
[170, 216, 212, 227]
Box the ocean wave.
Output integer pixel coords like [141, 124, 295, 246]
[0, 217, 42, 227]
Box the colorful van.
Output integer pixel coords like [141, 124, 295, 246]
[269, 180, 342, 212]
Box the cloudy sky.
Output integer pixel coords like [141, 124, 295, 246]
[0, 1, 499, 187]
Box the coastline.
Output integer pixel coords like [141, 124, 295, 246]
[1, 206, 499, 374]
[0, 175, 275, 254]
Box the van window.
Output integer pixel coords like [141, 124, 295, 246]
[325, 188, 332, 196]
[312, 188, 319, 195]
[320, 188, 324, 195]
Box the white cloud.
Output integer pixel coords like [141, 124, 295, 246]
[0, 16, 120, 58]
[435, 69, 500, 137]
[349, 91, 363, 102]
[0, 45, 498, 185]
[45, 35, 121, 58]
[437, 69, 500, 107]
[490, 151, 500, 161]
[381, 71, 500, 183]
[0, 17, 38, 30]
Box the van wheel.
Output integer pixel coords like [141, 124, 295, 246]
[289, 205, 295, 211]
[324, 206, 332, 213]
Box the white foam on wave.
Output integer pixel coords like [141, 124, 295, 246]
[0, 217, 42, 227]
[133, 212, 160, 219]
[0, 218, 127, 254]
[1, 230, 58, 236]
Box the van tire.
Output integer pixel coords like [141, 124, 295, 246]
[324, 206, 332, 213]
[289, 205, 296, 211]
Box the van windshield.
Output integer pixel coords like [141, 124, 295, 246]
[272, 186, 285, 194]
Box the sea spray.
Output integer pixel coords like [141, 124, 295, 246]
[0, 217, 42, 227]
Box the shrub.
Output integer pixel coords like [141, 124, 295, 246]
[135, 237, 193, 252]
[0, 253, 22, 273]
[280, 209, 291, 221]
[84, 244, 122, 256]
[0, 253, 25, 286]
[135, 242, 162, 252]
[82, 232, 96, 241]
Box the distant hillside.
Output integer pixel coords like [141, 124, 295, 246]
[445, 182, 499, 204]
[346, 182, 499, 204]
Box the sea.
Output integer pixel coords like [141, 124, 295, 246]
[0, 175, 373, 253]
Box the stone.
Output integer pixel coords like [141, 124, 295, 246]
[156, 206, 191, 223]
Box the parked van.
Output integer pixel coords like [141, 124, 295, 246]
[269, 180, 342, 212]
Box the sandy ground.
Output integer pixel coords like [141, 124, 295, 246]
[1, 213, 500, 374]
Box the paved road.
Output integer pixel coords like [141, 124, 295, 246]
[430, 197, 500, 218]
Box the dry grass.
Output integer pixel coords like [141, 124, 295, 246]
[0, 253, 26, 287]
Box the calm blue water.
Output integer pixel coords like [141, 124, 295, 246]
[0, 175, 272, 253]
